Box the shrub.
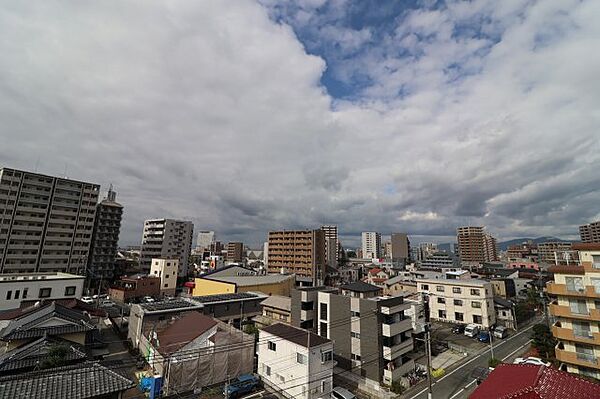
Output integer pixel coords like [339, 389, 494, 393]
[488, 358, 501, 368]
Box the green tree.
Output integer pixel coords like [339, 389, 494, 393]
[488, 358, 501, 368]
[531, 323, 556, 360]
[40, 345, 69, 369]
[390, 380, 405, 394]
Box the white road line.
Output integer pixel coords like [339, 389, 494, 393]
[502, 340, 532, 361]
[448, 380, 477, 399]
[407, 322, 537, 399]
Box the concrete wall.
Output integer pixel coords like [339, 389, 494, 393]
[192, 278, 236, 296]
[0, 275, 84, 311]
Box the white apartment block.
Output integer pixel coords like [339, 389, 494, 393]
[361, 232, 382, 259]
[417, 278, 496, 328]
[140, 219, 193, 276]
[258, 323, 334, 399]
[150, 258, 178, 296]
[0, 168, 100, 274]
[0, 272, 84, 310]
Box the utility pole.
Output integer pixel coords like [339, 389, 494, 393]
[489, 328, 495, 360]
[422, 293, 433, 399]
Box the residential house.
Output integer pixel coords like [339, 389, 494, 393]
[0, 272, 85, 311]
[255, 295, 292, 328]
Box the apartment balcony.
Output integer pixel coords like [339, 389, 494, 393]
[383, 359, 414, 383]
[549, 303, 600, 321]
[582, 262, 600, 274]
[383, 338, 413, 360]
[552, 324, 600, 345]
[555, 347, 600, 370]
[382, 318, 412, 337]
[547, 283, 600, 299]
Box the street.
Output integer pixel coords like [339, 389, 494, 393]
[405, 320, 538, 399]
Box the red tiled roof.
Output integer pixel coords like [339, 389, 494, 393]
[153, 312, 217, 355]
[369, 268, 383, 275]
[469, 364, 600, 399]
[572, 243, 600, 251]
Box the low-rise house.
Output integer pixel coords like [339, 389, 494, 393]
[258, 323, 334, 399]
[193, 272, 295, 297]
[384, 276, 417, 296]
[255, 295, 292, 328]
[493, 297, 517, 330]
[109, 274, 160, 303]
[0, 272, 85, 311]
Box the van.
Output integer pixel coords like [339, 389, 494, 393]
[464, 324, 480, 338]
[331, 387, 357, 399]
[493, 326, 508, 339]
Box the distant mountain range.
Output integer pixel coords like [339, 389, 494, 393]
[436, 236, 575, 253]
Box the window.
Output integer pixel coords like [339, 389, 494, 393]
[164, 284, 169, 288]
[39, 288, 52, 298]
[268, 341, 276, 351]
[6, 291, 11, 300]
[14, 290, 19, 300]
[573, 322, 592, 338]
[23, 288, 28, 299]
[566, 277, 584, 292]
[576, 344, 596, 363]
[351, 311, 360, 317]
[471, 301, 481, 308]
[438, 310, 447, 318]
[473, 315, 482, 324]
[453, 299, 463, 306]
[436, 286, 445, 292]
[297, 353, 307, 364]
[320, 322, 328, 338]
[263, 364, 271, 376]
[591, 278, 600, 295]
[421, 284, 429, 291]
[301, 301, 313, 311]
[437, 297, 445, 304]
[64, 286, 76, 296]
[455, 312, 464, 321]
[592, 255, 600, 269]
[320, 303, 328, 320]
[321, 351, 333, 362]
[351, 354, 361, 361]
[277, 374, 285, 383]
[470, 289, 480, 296]
[452, 287, 461, 294]
[351, 332, 360, 339]
[570, 299, 589, 315]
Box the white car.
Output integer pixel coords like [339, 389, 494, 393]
[331, 387, 356, 399]
[514, 357, 550, 366]
[142, 296, 155, 303]
[81, 296, 94, 304]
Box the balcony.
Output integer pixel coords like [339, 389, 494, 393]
[383, 338, 413, 360]
[382, 318, 412, 337]
[549, 303, 600, 321]
[383, 359, 415, 384]
[547, 283, 600, 299]
[582, 262, 600, 274]
[552, 324, 600, 345]
[555, 347, 600, 370]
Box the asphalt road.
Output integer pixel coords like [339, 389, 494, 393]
[405, 319, 539, 399]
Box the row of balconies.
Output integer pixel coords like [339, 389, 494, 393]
[383, 337, 413, 361]
[550, 303, 600, 321]
[556, 346, 600, 370]
[547, 282, 600, 298]
[552, 324, 600, 345]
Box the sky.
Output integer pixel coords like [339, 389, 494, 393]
[1, 0, 599, 249]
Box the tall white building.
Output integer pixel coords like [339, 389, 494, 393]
[149, 258, 178, 296]
[196, 230, 215, 252]
[361, 232, 381, 259]
[140, 219, 193, 276]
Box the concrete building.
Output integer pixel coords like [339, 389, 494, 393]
[321, 225, 339, 268]
[192, 273, 295, 297]
[548, 243, 600, 379]
[109, 274, 160, 303]
[0, 167, 100, 274]
[226, 242, 244, 263]
[579, 221, 600, 244]
[0, 272, 84, 311]
[390, 233, 410, 264]
[196, 230, 215, 251]
[267, 230, 326, 284]
[416, 278, 496, 328]
[538, 241, 578, 265]
[139, 219, 193, 276]
[255, 295, 292, 328]
[258, 323, 334, 399]
[415, 242, 438, 263]
[149, 258, 178, 296]
[361, 232, 382, 259]
[420, 252, 459, 269]
[456, 226, 498, 264]
[87, 187, 123, 283]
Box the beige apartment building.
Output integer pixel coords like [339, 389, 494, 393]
[538, 241, 578, 265]
[267, 230, 325, 284]
[0, 167, 100, 274]
[150, 258, 179, 296]
[416, 278, 496, 328]
[456, 226, 498, 264]
[579, 221, 600, 244]
[140, 219, 193, 277]
[548, 243, 600, 379]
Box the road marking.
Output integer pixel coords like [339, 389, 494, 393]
[448, 380, 477, 399]
[407, 322, 537, 399]
[502, 340, 532, 361]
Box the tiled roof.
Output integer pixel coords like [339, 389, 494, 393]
[469, 364, 600, 399]
[260, 295, 291, 312]
[0, 361, 134, 399]
[152, 312, 217, 355]
[340, 281, 382, 293]
[0, 336, 86, 373]
[369, 268, 383, 275]
[262, 323, 330, 348]
[572, 243, 600, 251]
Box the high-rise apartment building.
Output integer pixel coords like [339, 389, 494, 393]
[361, 232, 381, 259]
[580, 221, 600, 244]
[267, 230, 326, 283]
[0, 167, 100, 274]
[456, 226, 498, 264]
[226, 242, 244, 263]
[321, 225, 339, 268]
[87, 187, 123, 282]
[548, 243, 600, 379]
[196, 230, 215, 251]
[538, 242, 577, 265]
[391, 233, 411, 264]
[416, 242, 438, 262]
[140, 219, 193, 276]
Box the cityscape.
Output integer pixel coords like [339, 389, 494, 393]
[1, 1, 600, 399]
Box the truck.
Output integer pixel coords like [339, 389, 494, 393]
[223, 374, 260, 398]
[464, 323, 480, 338]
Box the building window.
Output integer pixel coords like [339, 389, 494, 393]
[14, 290, 20, 299]
[455, 312, 464, 321]
[453, 299, 463, 306]
[263, 364, 271, 376]
[470, 289, 480, 296]
[268, 341, 276, 351]
[351, 311, 360, 317]
[320, 322, 328, 338]
[438, 310, 446, 318]
[473, 315, 482, 324]
[297, 352, 307, 364]
[301, 301, 313, 310]
[351, 354, 361, 361]
[570, 299, 589, 315]
[351, 332, 360, 339]
[421, 284, 429, 291]
[566, 277, 585, 292]
[64, 286, 76, 296]
[437, 297, 445, 304]
[592, 255, 600, 269]
[23, 288, 28, 299]
[6, 291, 11, 300]
[39, 288, 52, 298]
[471, 301, 481, 308]
[321, 351, 333, 362]
[436, 286, 445, 292]
[320, 303, 328, 320]
[452, 287, 461, 294]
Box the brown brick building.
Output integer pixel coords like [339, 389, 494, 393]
[267, 230, 325, 284]
[456, 226, 498, 264]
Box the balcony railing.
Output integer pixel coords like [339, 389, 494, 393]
[547, 283, 600, 298]
[552, 324, 600, 345]
[555, 347, 600, 370]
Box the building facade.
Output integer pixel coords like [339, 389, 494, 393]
[0, 167, 100, 274]
[196, 230, 215, 252]
[0, 272, 84, 311]
[149, 258, 178, 296]
[548, 243, 600, 379]
[456, 226, 498, 264]
[390, 233, 410, 264]
[538, 241, 578, 265]
[226, 242, 244, 263]
[267, 230, 326, 284]
[139, 219, 193, 276]
[361, 232, 382, 259]
[87, 187, 123, 283]
[579, 221, 600, 244]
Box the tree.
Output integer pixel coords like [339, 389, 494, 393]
[531, 323, 556, 360]
[390, 380, 405, 394]
[40, 345, 69, 369]
[488, 358, 501, 368]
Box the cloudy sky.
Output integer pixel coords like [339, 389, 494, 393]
[1, 0, 599, 248]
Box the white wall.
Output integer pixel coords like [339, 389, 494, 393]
[0, 274, 84, 311]
[150, 258, 179, 294]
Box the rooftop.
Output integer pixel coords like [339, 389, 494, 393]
[262, 323, 330, 348]
[340, 281, 381, 293]
[0, 336, 86, 373]
[548, 265, 585, 275]
[153, 312, 218, 355]
[192, 292, 265, 303]
[0, 361, 134, 399]
[469, 363, 600, 399]
[0, 272, 84, 282]
[139, 299, 202, 312]
[572, 243, 600, 251]
[260, 295, 291, 312]
[202, 274, 293, 286]
[385, 276, 417, 286]
[416, 278, 490, 287]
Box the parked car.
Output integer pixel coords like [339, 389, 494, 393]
[223, 374, 260, 398]
[493, 326, 508, 339]
[331, 387, 357, 399]
[478, 331, 490, 343]
[142, 296, 155, 303]
[81, 296, 94, 304]
[100, 300, 114, 307]
[452, 324, 465, 334]
[464, 324, 480, 338]
[514, 357, 550, 367]
[93, 294, 108, 300]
